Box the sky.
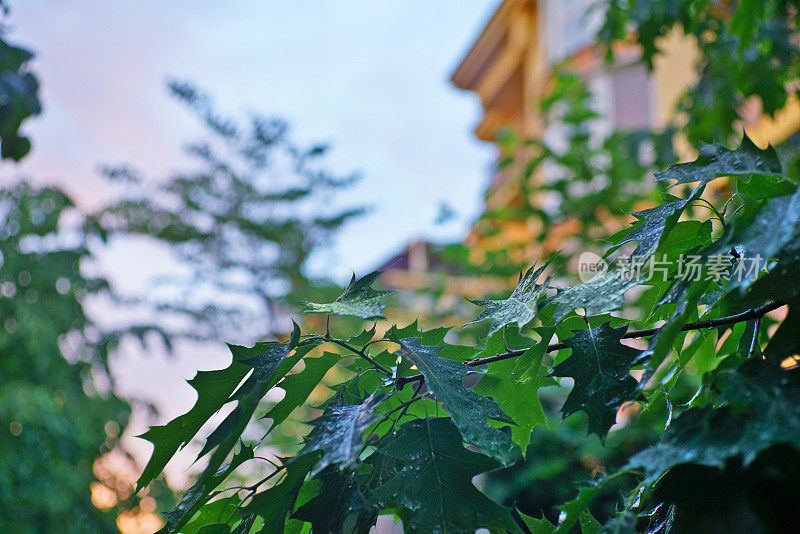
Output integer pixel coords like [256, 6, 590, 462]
[6, 0, 500, 277]
[1, 1, 501, 484]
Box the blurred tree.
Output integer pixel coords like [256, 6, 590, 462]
[0, 7, 167, 530]
[460, 69, 678, 279]
[0, 183, 134, 532]
[600, 0, 800, 147]
[0, 0, 40, 161]
[100, 81, 365, 343]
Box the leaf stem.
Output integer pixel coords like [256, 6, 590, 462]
[693, 197, 726, 228]
[320, 336, 392, 376]
[396, 301, 785, 389]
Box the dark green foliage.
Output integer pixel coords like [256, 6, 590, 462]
[0, 19, 40, 161]
[136, 134, 800, 533]
[474, 329, 554, 451]
[366, 417, 520, 533]
[399, 337, 519, 464]
[298, 390, 389, 476]
[292, 467, 366, 533]
[551, 323, 640, 437]
[636, 446, 800, 534]
[160, 445, 254, 533]
[610, 185, 703, 258]
[628, 363, 800, 484]
[261, 351, 339, 433]
[0, 184, 132, 532]
[243, 453, 318, 533]
[136, 350, 251, 490]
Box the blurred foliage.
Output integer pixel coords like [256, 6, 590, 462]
[0, 8, 172, 531]
[0, 183, 134, 532]
[466, 70, 677, 279]
[0, 5, 40, 161]
[100, 81, 365, 344]
[137, 136, 800, 532]
[600, 0, 800, 145]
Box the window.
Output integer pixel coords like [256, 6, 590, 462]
[610, 63, 653, 130]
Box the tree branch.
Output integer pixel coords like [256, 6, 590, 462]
[396, 301, 785, 389]
[321, 336, 392, 376]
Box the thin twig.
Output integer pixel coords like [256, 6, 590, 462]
[321, 336, 392, 376]
[396, 301, 785, 389]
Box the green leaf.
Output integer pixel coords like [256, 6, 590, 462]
[518, 512, 556, 533]
[298, 389, 389, 476]
[610, 185, 703, 259]
[465, 259, 553, 336]
[640, 277, 712, 373]
[555, 485, 605, 534]
[552, 185, 707, 323]
[654, 134, 782, 185]
[366, 417, 520, 533]
[245, 453, 319, 533]
[300, 271, 396, 319]
[136, 350, 252, 490]
[627, 363, 800, 484]
[633, 444, 800, 533]
[711, 185, 800, 288]
[195, 525, 231, 534]
[160, 444, 254, 533]
[551, 323, 640, 437]
[181, 495, 242, 534]
[763, 304, 800, 363]
[474, 331, 555, 451]
[143, 328, 322, 533]
[292, 467, 366, 533]
[197, 327, 310, 461]
[547, 270, 640, 323]
[399, 337, 520, 464]
[747, 228, 800, 305]
[261, 351, 340, 433]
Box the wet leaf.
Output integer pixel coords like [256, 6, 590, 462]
[300, 271, 396, 319]
[160, 444, 254, 533]
[298, 389, 389, 476]
[465, 259, 553, 336]
[474, 330, 555, 451]
[399, 337, 520, 464]
[547, 270, 641, 322]
[654, 135, 782, 185]
[261, 351, 340, 433]
[292, 467, 366, 533]
[366, 417, 520, 533]
[551, 322, 640, 437]
[627, 363, 800, 484]
[611, 184, 703, 259]
[245, 453, 319, 533]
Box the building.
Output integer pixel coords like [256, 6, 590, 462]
[379, 0, 800, 307]
[450, 0, 800, 260]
